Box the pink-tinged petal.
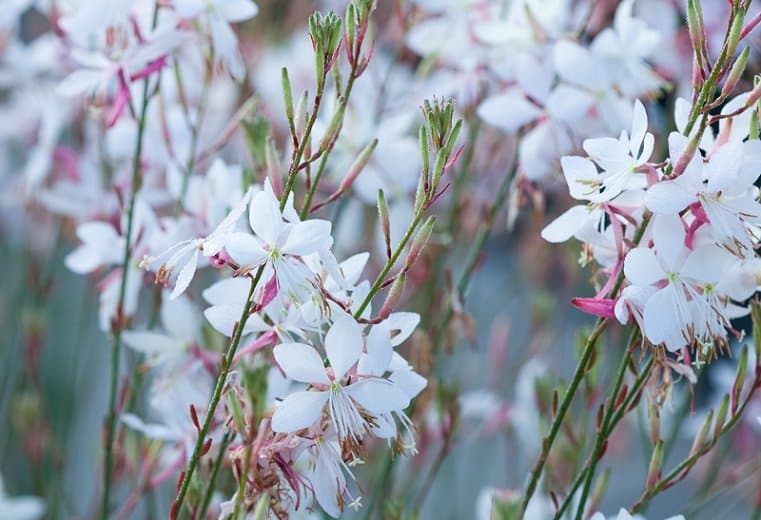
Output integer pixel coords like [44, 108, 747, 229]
[273, 342, 330, 385]
[325, 314, 363, 379]
[681, 245, 732, 284]
[652, 215, 686, 271]
[345, 378, 409, 414]
[249, 183, 282, 245]
[105, 73, 131, 128]
[271, 390, 327, 432]
[224, 232, 267, 266]
[646, 181, 694, 214]
[357, 321, 392, 376]
[571, 297, 616, 318]
[624, 247, 664, 286]
[282, 219, 332, 256]
[583, 137, 630, 169]
[541, 205, 590, 243]
[476, 90, 542, 133]
[386, 312, 420, 346]
[256, 274, 279, 308]
[170, 248, 199, 300]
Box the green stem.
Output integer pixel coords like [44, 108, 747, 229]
[554, 356, 654, 519]
[198, 431, 233, 519]
[520, 213, 652, 515]
[100, 28, 156, 519]
[172, 269, 263, 517]
[573, 332, 637, 520]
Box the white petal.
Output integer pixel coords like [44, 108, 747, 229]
[202, 277, 251, 305]
[345, 378, 410, 414]
[541, 205, 590, 243]
[216, 0, 259, 22]
[561, 156, 600, 201]
[249, 188, 282, 245]
[643, 285, 687, 351]
[325, 314, 363, 379]
[122, 331, 182, 355]
[386, 312, 420, 346]
[681, 245, 731, 284]
[624, 247, 665, 286]
[282, 219, 332, 256]
[646, 181, 694, 214]
[224, 232, 267, 266]
[273, 342, 330, 385]
[64, 246, 101, 274]
[476, 90, 542, 133]
[653, 215, 686, 271]
[357, 321, 392, 376]
[629, 99, 648, 158]
[170, 248, 199, 300]
[271, 390, 327, 432]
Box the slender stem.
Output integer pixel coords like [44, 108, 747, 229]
[574, 332, 637, 520]
[198, 431, 233, 519]
[520, 212, 652, 514]
[172, 269, 263, 517]
[101, 39, 156, 520]
[554, 356, 654, 519]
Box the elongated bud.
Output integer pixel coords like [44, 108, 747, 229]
[671, 128, 701, 177]
[743, 77, 761, 112]
[413, 170, 426, 213]
[648, 402, 660, 443]
[379, 274, 405, 319]
[551, 388, 559, 418]
[294, 91, 309, 137]
[345, 3, 356, 50]
[721, 47, 749, 98]
[690, 409, 713, 458]
[726, 12, 745, 65]
[227, 392, 247, 434]
[419, 125, 430, 187]
[281, 67, 294, 125]
[731, 347, 748, 414]
[189, 404, 200, 432]
[265, 137, 283, 197]
[430, 148, 447, 195]
[200, 438, 213, 456]
[377, 189, 391, 259]
[687, 0, 707, 67]
[751, 76, 761, 140]
[752, 301, 761, 360]
[317, 97, 346, 152]
[443, 119, 463, 160]
[713, 394, 730, 440]
[404, 216, 435, 271]
[646, 440, 664, 489]
[340, 138, 377, 192]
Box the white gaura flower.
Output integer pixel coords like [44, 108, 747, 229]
[573, 99, 653, 203]
[224, 180, 334, 305]
[647, 134, 761, 257]
[174, 0, 258, 81]
[271, 314, 409, 447]
[0, 475, 45, 520]
[142, 187, 251, 299]
[623, 215, 734, 351]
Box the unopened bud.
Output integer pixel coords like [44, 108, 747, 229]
[721, 47, 749, 98]
[726, 12, 745, 64]
[646, 440, 664, 489]
[686, 0, 707, 67]
[340, 138, 377, 192]
[379, 274, 405, 319]
[377, 189, 391, 259]
[419, 125, 430, 187]
[294, 91, 309, 137]
[281, 67, 294, 126]
[317, 98, 346, 152]
[345, 3, 357, 50]
[690, 408, 713, 458]
[404, 216, 435, 271]
[648, 402, 660, 443]
[672, 129, 701, 177]
[731, 347, 748, 414]
[713, 394, 730, 440]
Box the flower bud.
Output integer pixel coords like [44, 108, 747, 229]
[686, 0, 707, 67]
[648, 402, 660, 443]
[404, 216, 435, 272]
[689, 408, 713, 458]
[340, 138, 377, 193]
[317, 97, 346, 152]
[726, 12, 745, 65]
[646, 440, 664, 489]
[379, 274, 405, 319]
[281, 67, 294, 126]
[713, 394, 730, 440]
[731, 347, 748, 414]
[721, 47, 749, 98]
[377, 189, 391, 259]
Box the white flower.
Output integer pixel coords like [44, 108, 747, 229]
[647, 135, 761, 257]
[623, 215, 734, 351]
[224, 180, 334, 305]
[270, 314, 409, 446]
